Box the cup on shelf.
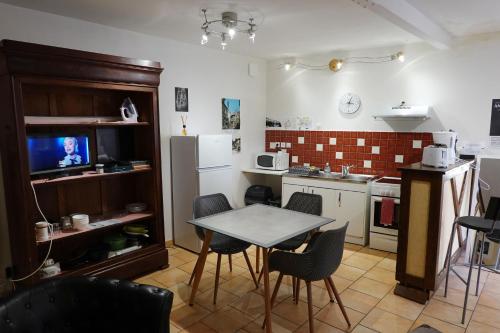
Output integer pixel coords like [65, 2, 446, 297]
[35, 221, 49, 242]
[61, 216, 73, 232]
[71, 213, 90, 231]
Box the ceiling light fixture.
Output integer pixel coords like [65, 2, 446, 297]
[281, 51, 405, 72]
[200, 8, 257, 50]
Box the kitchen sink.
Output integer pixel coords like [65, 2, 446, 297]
[296, 171, 376, 183]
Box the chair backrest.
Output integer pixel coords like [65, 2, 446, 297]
[0, 277, 173, 333]
[484, 196, 500, 220]
[284, 192, 322, 216]
[304, 223, 348, 281]
[192, 193, 232, 240]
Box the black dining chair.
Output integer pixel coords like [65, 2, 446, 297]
[256, 192, 323, 300]
[264, 224, 351, 333]
[188, 193, 258, 304]
[444, 196, 500, 324]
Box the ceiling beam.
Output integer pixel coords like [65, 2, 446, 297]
[355, 0, 453, 49]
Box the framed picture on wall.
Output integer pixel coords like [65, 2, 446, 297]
[222, 98, 240, 129]
[175, 87, 188, 112]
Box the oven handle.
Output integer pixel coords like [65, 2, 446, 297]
[371, 196, 400, 205]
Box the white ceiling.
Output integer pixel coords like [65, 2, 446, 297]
[0, 0, 419, 59]
[408, 0, 500, 37]
[3, 0, 500, 59]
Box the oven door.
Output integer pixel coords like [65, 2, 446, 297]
[370, 196, 400, 236]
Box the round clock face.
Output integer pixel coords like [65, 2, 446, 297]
[339, 93, 361, 114]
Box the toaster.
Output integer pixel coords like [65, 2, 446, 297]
[422, 146, 449, 168]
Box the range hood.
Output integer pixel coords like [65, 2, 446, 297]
[373, 102, 430, 120]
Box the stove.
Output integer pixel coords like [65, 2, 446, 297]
[369, 177, 401, 253]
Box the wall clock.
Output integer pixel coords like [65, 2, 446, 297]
[339, 93, 361, 114]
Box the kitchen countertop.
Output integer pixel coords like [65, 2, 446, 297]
[398, 160, 473, 179]
[283, 171, 377, 184]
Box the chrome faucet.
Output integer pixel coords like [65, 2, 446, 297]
[341, 165, 352, 178]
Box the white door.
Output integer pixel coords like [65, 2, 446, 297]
[339, 190, 367, 238]
[198, 166, 233, 201]
[308, 187, 342, 231]
[282, 183, 308, 207]
[197, 135, 232, 168]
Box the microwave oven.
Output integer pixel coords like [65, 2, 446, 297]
[255, 152, 289, 171]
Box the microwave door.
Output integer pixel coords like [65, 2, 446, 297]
[256, 155, 275, 169]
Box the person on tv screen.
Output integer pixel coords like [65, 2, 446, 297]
[59, 137, 82, 167]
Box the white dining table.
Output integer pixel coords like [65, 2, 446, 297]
[187, 203, 334, 333]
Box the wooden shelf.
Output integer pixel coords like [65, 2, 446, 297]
[31, 168, 152, 186]
[36, 211, 154, 245]
[25, 116, 150, 127]
[49, 244, 165, 279]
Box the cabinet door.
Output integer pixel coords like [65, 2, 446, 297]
[338, 190, 367, 238]
[308, 187, 340, 230]
[282, 183, 307, 207]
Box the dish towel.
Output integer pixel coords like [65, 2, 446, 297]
[381, 198, 395, 226]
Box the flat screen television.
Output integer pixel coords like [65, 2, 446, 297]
[27, 135, 91, 175]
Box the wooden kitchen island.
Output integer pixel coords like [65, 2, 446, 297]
[394, 160, 474, 303]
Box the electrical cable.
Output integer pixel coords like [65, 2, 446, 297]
[10, 182, 53, 284]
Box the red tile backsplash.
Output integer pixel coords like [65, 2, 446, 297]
[265, 130, 433, 177]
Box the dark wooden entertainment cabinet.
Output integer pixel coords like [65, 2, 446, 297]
[0, 40, 168, 285]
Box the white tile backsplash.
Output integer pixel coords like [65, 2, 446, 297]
[413, 140, 422, 149]
[280, 142, 286, 148]
[372, 146, 380, 154]
[269, 142, 276, 149]
[286, 142, 292, 148]
[298, 137, 305, 144]
[329, 137, 337, 145]
[357, 138, 365, 146]
[363, 160, 372, 168]
[395, 155, 404, 163]
[316, 144, 323, 151]
[335, 152, 343, 159]
[292, 155, 298, 163]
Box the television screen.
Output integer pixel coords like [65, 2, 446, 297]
[96, 128, 133, 165]
[27, 135, 91, 174]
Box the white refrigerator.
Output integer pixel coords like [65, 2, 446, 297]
[170, 135, 233, 252]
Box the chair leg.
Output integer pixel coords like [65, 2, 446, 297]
[295, 278, 301, 304]
[292, 277, 296, 302]
[324, 278, 335, 302]
[462, 233, 479, 324]
[213, 253, 222, 304]
[256, 246, 260, 273]
[444, 222, 457, 297]
[188, 258, 198, 286]
[242, 250, 259, 288]
[306, 281, 315, 333]
[328, 276, 351, 327]
[262, 272, 284, 329]
[495, 246, 500, 270]
[476, 232, 486, 296]
[228, 254, 233, 272]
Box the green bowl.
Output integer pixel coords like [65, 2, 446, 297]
[104, 234, 127, 251]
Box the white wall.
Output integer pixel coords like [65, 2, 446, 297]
[267, 36, 500, 148]
[0, 3, 267, 279]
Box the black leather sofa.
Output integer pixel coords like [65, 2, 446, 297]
[0, 276, 173, 333]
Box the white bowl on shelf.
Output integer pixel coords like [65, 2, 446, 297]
[71, 213, 89, 230]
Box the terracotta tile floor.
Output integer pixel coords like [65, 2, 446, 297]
[135, 245, 500, 332]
